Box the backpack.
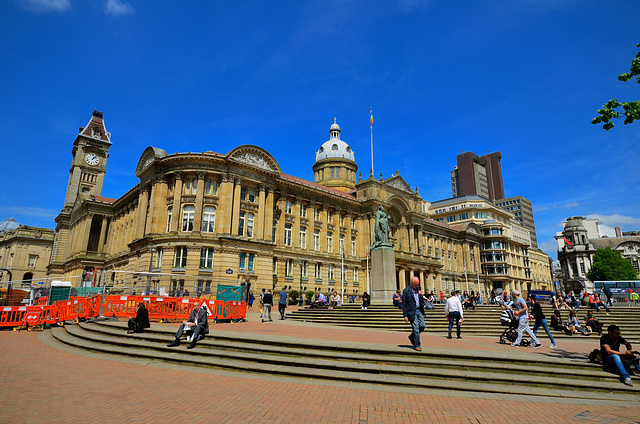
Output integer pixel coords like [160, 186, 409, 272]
[588, 348, 602, 365]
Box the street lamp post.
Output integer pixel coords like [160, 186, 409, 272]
[145, 248, 156, 295]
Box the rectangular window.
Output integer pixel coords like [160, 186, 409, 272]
[351, 217, 356, 229]
[240, 252, 255, 271]
[202, 206, 216, 233]
[301, 261, 308, 278]
[238, 211, 245, 236]
[353, 267, 359, 282]
[240, 186, 255, 202]
[200, 247, 214, 269]
[340, 234, 345, 254]
[328, 210, 334, 222]
[284, 223, 292, 246]
[300, 226, 307, 248]
[315, 263, 322, 280]
[204, 179, 218, 196]
[327, 232, 333, 253]
[285, 200, 293, 214]
[285, 259, 293, 277]
[351, 237, 356, 256]
[154, 248, 163, 269]
[182, 205, 195, 231]
[247, 213, 254, 238]
[272, 258, 277, 275]
[300, 204, 307, 218]
[314, 208, 320, 221]
[248, 253, 254, 271]
[173, 247, 187, 268]
[314, 229, 320, 251]
[166, 207, 173, 232]
[28, 255, 37, 267]
[339, 214, 345, 226]
[328, 264, 334, 281]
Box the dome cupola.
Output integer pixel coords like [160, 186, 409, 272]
[312, 118, 358, 192]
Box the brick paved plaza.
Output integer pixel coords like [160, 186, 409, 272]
[1, 309, 638, 424]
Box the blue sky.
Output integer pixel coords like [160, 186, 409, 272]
[1, 0, 639, 260]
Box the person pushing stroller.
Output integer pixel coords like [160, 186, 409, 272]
[510, 290, 541, 348]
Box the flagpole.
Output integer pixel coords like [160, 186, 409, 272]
[370, 107, 374, 176]
[341, 240, 345, 306]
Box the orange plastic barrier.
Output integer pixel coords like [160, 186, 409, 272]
[225, 301, 247, 320]
[0, 295, 246, 327]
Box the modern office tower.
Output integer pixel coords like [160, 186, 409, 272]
[451, 151, 504, 202]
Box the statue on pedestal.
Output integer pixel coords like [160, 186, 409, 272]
[372, 206, 392, 249]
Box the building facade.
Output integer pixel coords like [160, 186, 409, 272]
[48, 112, 488, 299]
[495, 196, 538, 249]
[556, 216, 640, 292]
[429, 195, 552, 295]
[451, 151, 505, 202]
[0, 218, 54, 285]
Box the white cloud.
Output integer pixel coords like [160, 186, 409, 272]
[105, 0, 134, 16]
[0, 206, 58, 220]
[538, 238, 559, 258]
[23, 0, 71, 12]
[586, 214, 640, 230]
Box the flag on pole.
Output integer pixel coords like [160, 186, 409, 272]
[370, 109, 374, 127]
[563, 237, 573, 246]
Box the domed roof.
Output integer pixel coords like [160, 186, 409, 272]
[315, 118, 356, 163]
[0, 217, 20, 233]
[565, 217, 586, 230]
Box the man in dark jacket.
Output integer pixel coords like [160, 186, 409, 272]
[167, 301, 209, 349]
[402, 276, 426, 352]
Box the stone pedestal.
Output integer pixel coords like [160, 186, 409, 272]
[370, 247, 396, 305]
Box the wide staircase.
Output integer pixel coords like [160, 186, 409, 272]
[44, 318, 639, 400]
[288, 304, 640, 342]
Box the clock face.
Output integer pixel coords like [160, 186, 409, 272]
[84, 153, 100, 166]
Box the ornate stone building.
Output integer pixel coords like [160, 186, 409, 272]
[48, 111, 490, 298]
[556, 216, 640, 292]
[0, 218, 54, 285]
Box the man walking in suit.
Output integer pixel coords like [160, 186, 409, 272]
[403, 276, 426, 352]
[167, 301, 209, 349]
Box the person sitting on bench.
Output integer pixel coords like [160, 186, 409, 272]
[167, 301, 209, 349]
[127, 302, 150, 334]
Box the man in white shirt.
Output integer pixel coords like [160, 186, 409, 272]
[445, 290, 464, 339]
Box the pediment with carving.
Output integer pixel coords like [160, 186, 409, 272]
[136, 146, 168, 177]
[385, 176, 413, 194]
[227, 145, 281, 174]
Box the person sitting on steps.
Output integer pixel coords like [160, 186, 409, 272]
[167, 301, 209, 349]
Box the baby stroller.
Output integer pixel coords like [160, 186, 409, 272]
[499, 309, 529, 346]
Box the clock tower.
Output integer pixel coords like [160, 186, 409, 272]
[62, 110, 112, 212]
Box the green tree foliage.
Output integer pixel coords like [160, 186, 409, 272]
[586, 247, 637, 281]
[592, 42, 640, 130]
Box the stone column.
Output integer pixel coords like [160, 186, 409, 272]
[170, 172, 183, 232]
[136, 186, 149, 240]
[80, 213, 93, 252]
[230, 177, 242, 236]
[256, 184, 267, 240]
[264, 188, 274, 242]
[192, 171, 206, 234]
[409, 225, 415, 253]
[216, 174, 233, 235]
[98, 216, 108, 254]
[292, 197, 301, 248]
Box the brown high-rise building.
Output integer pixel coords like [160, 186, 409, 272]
[451, 151, 504, 202]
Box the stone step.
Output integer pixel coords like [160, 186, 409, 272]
[48, 320, 639, 400]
